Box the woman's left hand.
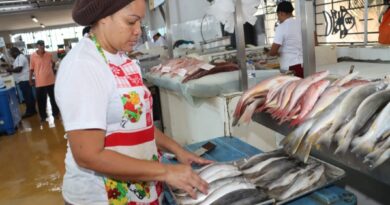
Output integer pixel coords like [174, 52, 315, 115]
[175, 149, 213, 165]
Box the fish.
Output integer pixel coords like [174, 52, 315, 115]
[351, 102, 390, 156]
[251, 158, 298, 187]
[264, 77, 300, 106]
[198, 163, 241, 184]
[238, 149, 285, 170]
[302, 86, 348, 121]
[331, 71, 359, 86]
[242, 157, 286, 175]
[318, 82, 386, 151]
[333, 118, 355, 144]
[198, 180, 256, 205]
[275, 164, 325, 201]
[270, 80, 300, 119]
[237, 98, 265, 125]
[281, 118, 316, 155]
[363, 135, 390, 164]
[370, 148, 390, 169]
[211, 188, 267, 205]
[266, 161, 319, 191]
[182, 62, 239, 83]
[279, 71, 329, 120]
[233, 75, 299, 126]
[177, 177, 247, 205]
[291, 80, 330, 126]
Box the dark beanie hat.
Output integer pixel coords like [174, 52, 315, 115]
[277, 1, 294, 13]
[73, 0, 134, 26]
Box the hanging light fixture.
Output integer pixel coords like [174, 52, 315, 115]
[40, 24, 45, 28]
[31, 15, 39, 23]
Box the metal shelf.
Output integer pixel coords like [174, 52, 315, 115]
[252, 112, 390, 203]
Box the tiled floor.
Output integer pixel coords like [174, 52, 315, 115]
[0, 114, 66, 205]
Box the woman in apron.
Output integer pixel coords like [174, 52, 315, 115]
[55, 0, 211, 204]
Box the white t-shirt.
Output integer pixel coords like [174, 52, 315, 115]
[12, 54, 30, 83]
[273, 17, 303, 71]
[55, 38, 161, 205]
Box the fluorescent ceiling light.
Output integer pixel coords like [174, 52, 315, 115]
[40, 24, 45, 28]
[0, 0, 28, 4]
[31, 16, 38, 23]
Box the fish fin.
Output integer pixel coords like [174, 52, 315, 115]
[294, 141, 312, 163]
[351, 140, 375, 156]
[316, 131, 333, 148]
[238, 100, 263, 125]
[334, 135, 353, 154]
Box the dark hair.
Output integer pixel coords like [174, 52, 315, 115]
[153, 33, 161, 38]
[277, 1, 294, 13]
[36, 40, 45, 46]
[82, 26, 91, 36]
[10, 47, 21, 55]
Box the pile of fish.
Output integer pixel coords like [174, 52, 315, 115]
[172, 150, 332, 205]
[232, 71, 390, 169]
[150, 58, 239, 83]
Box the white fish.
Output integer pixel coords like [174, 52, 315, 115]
[351, 102, 390, 156]
[277, 164, 325, 201]
[242, 157, 286, 175]
[198, 181, 256, 205]
[199, 164, 241, 184]
[371, 148, 390, 169]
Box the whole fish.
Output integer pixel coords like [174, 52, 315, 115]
[233, 75, 299, 126]
[283, 91, 350, 157]
[276, 164, 325, 201]
[251, 158, 298, 186]
[199, 164, 241, 184]
[177, 177, 247, 205]
[351, 102, 390, 156]
[343, 88, 390, 145]
[264, 77, 300, 106]
[318, 82, 386, 151]
[238, 149, 285, 170]
[266, 162, 319, 190]
[198, 181, 256, 205]
[279, 71, 329, 120]
[291, 80, 330, 126]
[271, 80, 300, 119]
[242, 157, 286, 175]
[211, 188, 267, 205]
[182, 62, 239, 83]
[302, 86, 348, 121]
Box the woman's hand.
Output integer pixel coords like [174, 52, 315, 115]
[175, 149, 213, 165]
[164, 164, 208, 199]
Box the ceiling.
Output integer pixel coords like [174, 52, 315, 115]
[0, 0, 75, 32]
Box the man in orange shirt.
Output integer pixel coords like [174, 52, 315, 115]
[30, 40, 60, 123]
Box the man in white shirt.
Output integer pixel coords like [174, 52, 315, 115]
[152, 32, 167, 47]
[7, 47, 37, 118]
[268, 1, 303, 77]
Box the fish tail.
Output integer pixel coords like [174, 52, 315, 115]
[371, 151, 390, 169]
[294, 141, 312, 163]
[334, 136, 353, 154]
[315, 131, 333, 148]
[351, 140, 375, 156]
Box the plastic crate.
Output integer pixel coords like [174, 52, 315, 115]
[0, 88, 21, 135]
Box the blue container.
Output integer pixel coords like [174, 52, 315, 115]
[0, 88, 21, 135]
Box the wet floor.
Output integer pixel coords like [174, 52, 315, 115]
[0, 114, 66, 205]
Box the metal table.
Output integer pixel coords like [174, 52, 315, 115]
[163, 136, 356, 205]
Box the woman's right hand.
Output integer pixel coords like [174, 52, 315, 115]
[164, 164, 208, 199]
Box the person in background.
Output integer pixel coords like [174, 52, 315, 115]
[152, 32, 167, 47]
[7, 47, 37, 118]
[30, 40, 60, 123]
[55, 0, 211, 204]
[267, 1, 303, 77]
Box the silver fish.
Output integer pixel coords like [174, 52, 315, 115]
[211, 188, 267, 205]
[242, 157, 286, 175]
[199, 164, 241, 184]
[319, 83, 386, 153]
[251, 158, 297, 187]
[351, 102, 390, 155]
[363, 135, 390, 164]
[198, 180, 256, 205]
[238, 149, 285, 170]
[177, 177, 247, 205]
[266, 161, 319, 190]
[276, 164, 325, 201]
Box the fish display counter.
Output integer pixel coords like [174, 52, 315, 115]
[162, 137, 357, 205]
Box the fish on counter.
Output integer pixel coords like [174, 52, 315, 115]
[251, 158, 298, 187]
[210, 188, 268, 205]
[182, 62, 239, 83]
[273, 164, 325, 201]
[237, 149, 285, 170]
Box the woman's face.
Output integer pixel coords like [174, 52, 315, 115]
[103, 0, 146, 52]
